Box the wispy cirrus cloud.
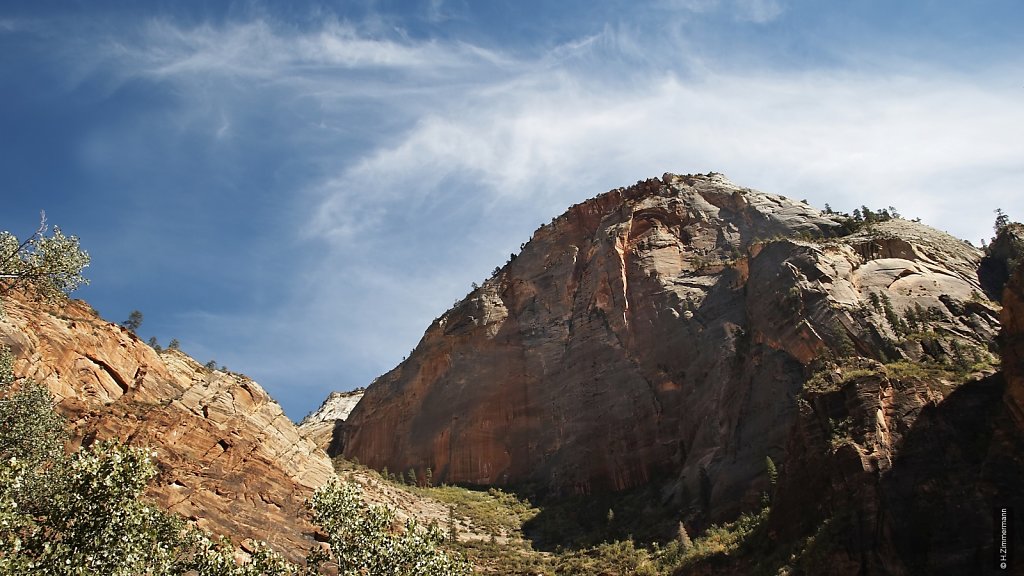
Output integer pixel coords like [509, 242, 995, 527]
[14, 6, 1021, 419]
[295, 51, 1023, 411]
[107, 18, 511, 81]
[310, 64, 1024, 250]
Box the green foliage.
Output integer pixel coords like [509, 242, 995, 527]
[409, 481, 538, 540]
[677, 521, 692, 551]
[1, 355, 467, 576]
[175, 534, 299, 576]
[994, 208, 1010, 234]
[447, 504, 459, 543]
[307, 479, 471, 576]
[0, 379, 67, 471]
[765, 456, 778, 495]
[0, 436, 300, 575]
[829, 204, 901, 235]
[828, 320, 856, 358]
[0, 347, 12, 385]
[167, 339, 181, 351]
[554, 539, 658, 576]
[827, 417, 853, 451]
[0, 365, 199, 576]
[20, 441, 185, 576]
[878, 292, 907, 336]
[122, 310, 143, 333]
[0, 215, 90, 302]
[407, 480, 540, 573]
[802, 360, 881, 395]
[663, 507, 770, 571]
[0, 346, 67, 474]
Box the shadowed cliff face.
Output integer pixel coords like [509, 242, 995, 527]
[1002, 264, 1024, 428]
[0, 294, 334, 562]
[766, 329, 1024, 574]
[341, 173, 999, 522]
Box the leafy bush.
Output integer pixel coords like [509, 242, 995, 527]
[307, 480, 471, 576]
[1, 344, 468, 575]
[0, 215, 90, 302]
[663, 507, 770, 570]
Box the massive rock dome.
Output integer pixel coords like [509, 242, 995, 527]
[339, 173, 998, 521]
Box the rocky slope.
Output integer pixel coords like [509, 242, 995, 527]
[0, 294, 334, 561]
[299, 388, 365, 452]
[339, 172, 1001, 528]
[752, 254, 1024, 575]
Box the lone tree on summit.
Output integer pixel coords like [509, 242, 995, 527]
[122, 310, 143, 333]
[0, 212, 90, 302]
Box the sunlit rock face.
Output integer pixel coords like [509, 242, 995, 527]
[340, 173, 998, 522]
[0, 295, 334, 562]
[299, 388, 365, 452]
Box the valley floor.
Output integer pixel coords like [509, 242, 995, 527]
[333, 459, 783, 576]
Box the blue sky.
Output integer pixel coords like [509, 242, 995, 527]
[1, 1, 1022, 421]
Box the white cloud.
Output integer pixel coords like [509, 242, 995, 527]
[309, 66, 1024, 252]
[52, 15, 1024, 417]
[426, 0, 467, 23]
[291, 58, 1023, 413]
[101, 18, 511, 85]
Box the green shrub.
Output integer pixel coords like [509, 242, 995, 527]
[308, 480, 471, 576]
[0, 216, 90, 302]
[1, 350, 468, 575]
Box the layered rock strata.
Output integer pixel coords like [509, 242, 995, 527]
[340, 173, 1000, 523]
[299, 388, 365, 453]
[0, 295, 334, 561]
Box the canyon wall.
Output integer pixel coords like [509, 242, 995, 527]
[0, 294, 334, 561]
[341, 173, 999, 523]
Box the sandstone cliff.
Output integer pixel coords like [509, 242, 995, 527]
[0, 294, 334, 561]
[299, 388, 365, 453]
[754, 256, 1024, 574]
[340, 173, 1000, 526]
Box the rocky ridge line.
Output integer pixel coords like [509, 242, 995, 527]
[0, 294, 334, 561]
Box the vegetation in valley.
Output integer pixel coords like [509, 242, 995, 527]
[335, 455, 810, 576]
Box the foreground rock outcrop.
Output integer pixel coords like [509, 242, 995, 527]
[0, 294, 334, 561]
[340, 173, 1000, 526]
